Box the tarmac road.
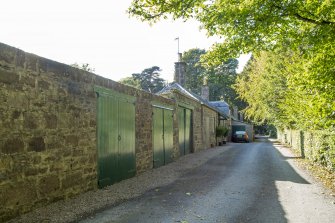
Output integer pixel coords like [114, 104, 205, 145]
[81, 139, 335, 223]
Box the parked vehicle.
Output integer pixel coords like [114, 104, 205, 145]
[232, 131, 249, 143]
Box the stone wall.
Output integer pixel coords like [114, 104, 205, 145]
[162, 91, 204, 153]
[135, 93, 176, 173]
[277, 129, 335, 172]
[0, 43, 99, 221]
[277, 129, 301, 151]
[0, 42, 176, 221]
[201, 105, 217, 149]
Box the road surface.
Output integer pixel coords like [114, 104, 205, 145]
[81, 139, 335, 223]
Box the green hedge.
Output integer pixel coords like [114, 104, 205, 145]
[277, 129, 335, 172]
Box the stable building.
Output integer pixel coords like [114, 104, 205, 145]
[0, 43, 230, 221]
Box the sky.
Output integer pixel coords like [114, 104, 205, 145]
[1, 0, 250, 82]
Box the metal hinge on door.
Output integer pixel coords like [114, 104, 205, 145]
[118, 135, 121, 141]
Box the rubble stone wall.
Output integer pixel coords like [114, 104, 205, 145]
[163, 91, 204, 153]
[0, 42, 175, 221]
[202, 105, 217, 148]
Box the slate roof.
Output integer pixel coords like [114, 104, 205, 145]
[208, 101, 230, 117]
[156, 82, 199, 101]
[157, 82, 230, 120]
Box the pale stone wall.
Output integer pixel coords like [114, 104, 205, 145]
[277, 129, 335, 172]
[135, 93, 176, 174]
[161, 91, 204, 153]
[174, 61, 187, 86]
[0, 43, 98, 221]
[201, 105, 217, 148]
[0, 42, 176, 221]
[0, 41, 220, 221]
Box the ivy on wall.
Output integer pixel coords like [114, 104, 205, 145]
[278, 129, 335, 172]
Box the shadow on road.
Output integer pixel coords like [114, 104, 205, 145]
[231, 140, 310, 223]
[82, 140, 310, 223]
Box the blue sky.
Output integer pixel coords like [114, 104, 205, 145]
[1, 0, 250, 82]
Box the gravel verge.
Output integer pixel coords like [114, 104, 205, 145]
[7, 145, 231, 223]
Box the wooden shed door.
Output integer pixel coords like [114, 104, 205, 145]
[163, 109, 174, 164]
[152, 107, 174, 168]
[96, 91, 136, 188]
[179, 107, 192, 156]
[204, 117, 210, 148]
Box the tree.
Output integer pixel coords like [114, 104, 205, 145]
[206, 59, 237, 102]
[128, 66, 165, 93]
[129, 0, 335, 63]
[182, 48, 245, 109]
[128, 0, 335, 130]
[207, 58, 246, 109]
[128, 0, 334, 102]
[119, 76, 141, 89]
[181, 48, 206, 95]
[71, 63, 95, 72]
[235, 49, 335, 130]
[235, 51, 288, 127]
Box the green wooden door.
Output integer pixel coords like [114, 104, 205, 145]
[97, 94, 119, 187]
[163, 109, 174, 164]
[96, 88, 136, 188]
[118, 99, 136, 180]
[204, 117, 210, 148]
[153, 107, 164, 168]
[184, 108, 192, 154]
[152, 106, 174, 167]
[179, 107, 192, 156]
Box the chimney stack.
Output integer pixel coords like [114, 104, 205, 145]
[174, 53, 187, 86]
[233, 106, 238, 120]
[201, 76, 209, 101]
[178, 52, 182, 62]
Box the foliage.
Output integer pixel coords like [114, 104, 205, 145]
[254, 123, 277, 137]
[216, 126, 229, 138]
[129, 0, 335, 64]
[304, 130, 335, 171]
[119, 76, 141, 89]
[235, 51, 288, 127]
[181, 48, 246, 109]
[235, 49, 335, 130]
[279, 129, 335, 172]
[129, 0, 335, 131]
[71, 63, 95, 72]
[121, 66, 166, 93]
[206, 58, 246, 109]
[181, 48, 206, 95]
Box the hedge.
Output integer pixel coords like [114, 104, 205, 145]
[277, 129, 335, 172]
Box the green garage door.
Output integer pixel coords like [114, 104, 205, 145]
[96, 87, 136, 188]
[179, 106, 192, 156]
[152, 106, 174, 168]
[164, 109, 173, 164]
